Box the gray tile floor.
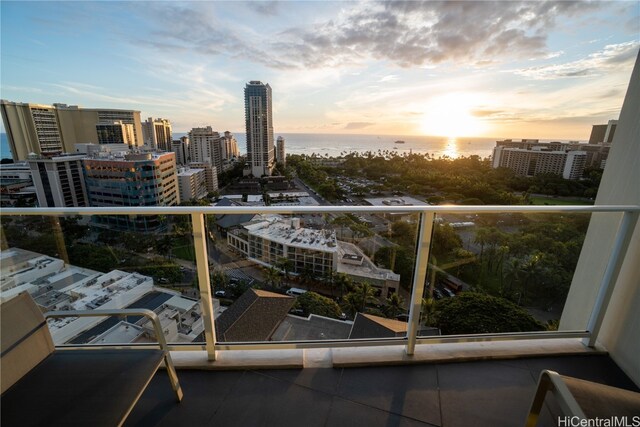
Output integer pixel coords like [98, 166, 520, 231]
[125, 354, 639, 427]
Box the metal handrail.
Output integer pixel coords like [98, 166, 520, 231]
[45, 308, 183, 401]
[1, 204, 639, 216]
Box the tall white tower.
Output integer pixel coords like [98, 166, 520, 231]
[244, 81, 274, 177]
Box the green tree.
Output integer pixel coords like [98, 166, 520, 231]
[382, 293, 405, 318]
[295, 292, 342, 319]
[431, 293, 545, 334]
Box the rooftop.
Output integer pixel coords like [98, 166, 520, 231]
[248, 217, 338, 252]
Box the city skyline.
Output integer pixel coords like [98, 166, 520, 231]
[1, 1, 638, 140]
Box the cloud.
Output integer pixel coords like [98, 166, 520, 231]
[126, 1, 604, 70]
[344, 122, 375, 130]
[379, 75, 399, 83]
[512, 41, 640, 79]
[246, 1, 280, 16]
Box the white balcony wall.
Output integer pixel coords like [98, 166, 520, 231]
[561, 52, 640, 384]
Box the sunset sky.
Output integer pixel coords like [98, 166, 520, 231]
[1, 1, 638, 140]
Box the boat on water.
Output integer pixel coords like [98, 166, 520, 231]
[394, 140, 405, 144]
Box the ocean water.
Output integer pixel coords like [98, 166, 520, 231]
[1, 131, 499, 161]
[175, 132, 501, 159]
[1, 133, 11, 159]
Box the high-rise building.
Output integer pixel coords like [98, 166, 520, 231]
[83, 151, 178, 231]
[220, 131, 240, 161]
[177, 167, 208, 201]
[171, 136, 190, 165]
[27, 154, 88, 207]
[276, 136, 286, 167]
[244, 81, 274, 177]
[188, 161, 218, 194]
[96, 121, 135, 145]
[0, 100, 143, 160]
[588, 120, 618, 144]
[188, 127, 222, 174]
[141, 117, 173, 151]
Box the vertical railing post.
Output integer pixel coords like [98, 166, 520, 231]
[191, 212, 217, 360]
[586, 211, 639, 348]
[406, 211, 436, 355]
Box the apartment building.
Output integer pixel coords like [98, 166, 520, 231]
[492, 143, 587, 179]
[177, 167, 208, 202]
[142, 117, 173, 151]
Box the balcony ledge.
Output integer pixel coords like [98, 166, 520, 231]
[169, 338, 606, 370]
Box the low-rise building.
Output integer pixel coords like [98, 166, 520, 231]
[227, 216, 400, 296]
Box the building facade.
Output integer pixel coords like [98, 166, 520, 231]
[96, 121, 135, 146]
[492, 146, 587, 180]
[171, 136, 190, 165]
[188, 161, 218, 194]
[27, 154, 89, 207]
[142, 117, 173, 151]
[177, 168, 208, 201]
[276, 136, 286, 166]
[228, 216, 400, 295]
[588, 120, 618, 144]
[220, 131, 240, 165]
[1, 100, 143, 160]
[82, 151, 178, 231]
[244, 81, 275, 177]
[188, 127, 222, 174]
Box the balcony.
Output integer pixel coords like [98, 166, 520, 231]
[1, 200, 639, 426]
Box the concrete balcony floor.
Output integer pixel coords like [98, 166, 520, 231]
[126, 354, 638, 427]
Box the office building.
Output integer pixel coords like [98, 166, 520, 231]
[171, 136, 189, 165]
[588, 120, 618, 144]
[188, 161, 218, 194]
[276, 136, 286, 166]
[83, 151, 178, 230]
[0, 100, 143, 160]
[244, 81, 275, 177]
[177, 167, 208, 202]
[27, 154, 88, 207]
[142, 117, 173, 151]
[96, 121, 135, 146]
[188, 127, 222, 174]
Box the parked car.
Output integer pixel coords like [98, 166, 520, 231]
[214, 290, 226, 298]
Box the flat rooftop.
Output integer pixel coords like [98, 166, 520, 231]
[249, 219, 337, 252]
[365, 196, 427, 207]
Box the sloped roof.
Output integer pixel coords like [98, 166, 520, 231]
[215, 198, 256, 229]
[215, 288, 294, 342]
[348, 313, 408, 339]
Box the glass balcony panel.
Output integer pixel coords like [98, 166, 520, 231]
[0, 214, 205, 347]
[207, 211, 419, 342]
[418, 212, 593, 338]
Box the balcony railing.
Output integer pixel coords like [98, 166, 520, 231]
[1, 204, 638, 361]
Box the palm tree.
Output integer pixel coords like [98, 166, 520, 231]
[383, 293, 405, 318]
[264, 266, 282, 288]
[276, 257, 293, 283]
[356, 283, 377, 312]
[334, 273, 353, 299]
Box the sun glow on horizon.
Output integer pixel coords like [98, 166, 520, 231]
[419, 93, 490, 138]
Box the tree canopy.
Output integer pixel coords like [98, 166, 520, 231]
[431, 293, 545, 334]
